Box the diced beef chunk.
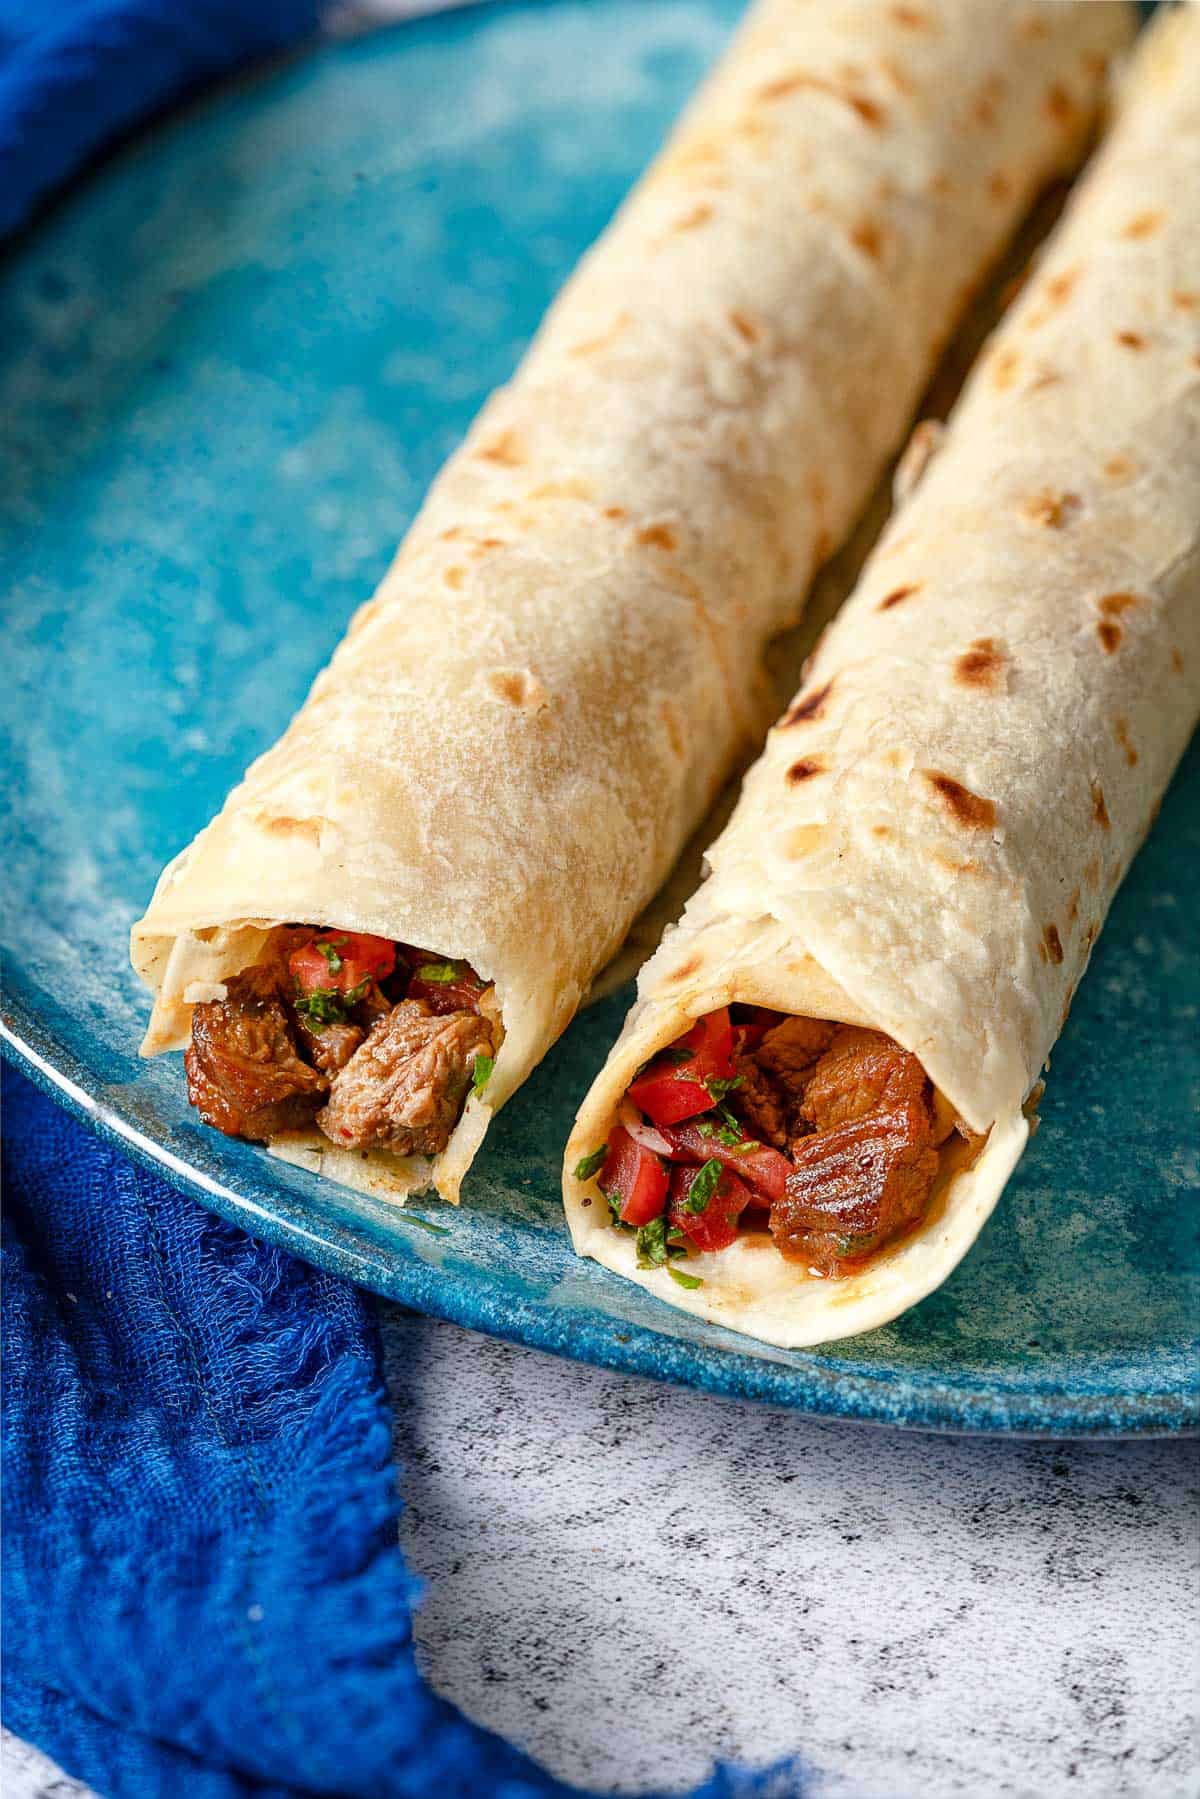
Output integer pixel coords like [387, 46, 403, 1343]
[730, 1015, 835, 1147]
[318, 999, 493, 1157]
[799, 1027, 929, 1135]
[769, 1026, 938, 1274]
[186, 964, 328, 1142]
[294, 1015, 364, 1077]
[770, 1099, 938, 1276]
[757, 1016, 835, 1099]
[732, 1053, 789, 1148]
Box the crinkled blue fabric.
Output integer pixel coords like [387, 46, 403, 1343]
[0, 0, 321, 238]
[2, 1069, 805, 1799]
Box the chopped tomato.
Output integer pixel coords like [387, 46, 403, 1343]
[599, 1126, 669, 1227]
[289, 932, 396, 997]
[668, 1161, 751, 1254]
[661, 1118, 791, 1204]
[627, 1008, 737, 1128]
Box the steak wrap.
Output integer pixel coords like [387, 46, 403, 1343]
[564, 6, 1199, 1345]
[131, 0, 1132, 1201]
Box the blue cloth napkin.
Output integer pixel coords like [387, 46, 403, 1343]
[0, 0, 321, 238]
[2, 1069, 800, 1799]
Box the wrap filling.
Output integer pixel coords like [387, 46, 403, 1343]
[185, 929, 499, 1158]
[577, 1007, 965, 1280]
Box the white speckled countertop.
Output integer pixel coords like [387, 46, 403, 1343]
[6, 1309, 1198, 1798]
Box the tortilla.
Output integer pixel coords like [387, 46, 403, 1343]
[564, 4, 1199, 1345]
[132, 0, 1133, 1201]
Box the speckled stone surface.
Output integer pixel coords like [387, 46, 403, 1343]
[11, 1311, 1195, 1799]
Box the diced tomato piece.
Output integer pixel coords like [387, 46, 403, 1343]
[407, 968, 487, 1016]
[661, 1118, 791, 1204]
[599, 1126, 669, 1227]
[668, 1161, 751, 1254]
[627, 1008, 737, 1128]
[289, 932, 396, 997]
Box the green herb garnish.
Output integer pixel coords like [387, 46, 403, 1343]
[705, 1074, 743, 1103]
[668, 1267, 704, 1290]
[316, 941, 343, 973]
[471, 1054, 494, 1099]
[573, 1144, 608, 1182]
[661, 1046, 695, 1067]
[416, 960, 463, 984]
[635, 1215, 687, 1269]
[686, 1159, 724, 1214]
[605, 1189, 628, 1228]
[294, 988, 349, 1027]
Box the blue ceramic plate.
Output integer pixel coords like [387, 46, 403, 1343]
[3, 0, 1196, 1435]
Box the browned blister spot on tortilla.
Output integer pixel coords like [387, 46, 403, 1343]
[787, 756, 826, 785]
[1025, 266, 1078, 328]
[782, 680, 835, 727]
[1172, 647, 1185, 674]
[529, 478, 593, 503]
[988, 170, 1013, 204]
[878, 56, 914, 96]
[671, 202, 713, 233]
[438, 526, 463, 542]
[478, 430, 524, 467]
[637, 523, 679, 552]
[954, 638, 1007, 691]
[486, 667, 548, 712]
[927, 170, 953, 199]
[728, 309, 760, 345]
[922, 771, 997, 831]
[891, 3, 931, 27]
[603, 505, 627, 522]
[1097, 621, 1122, 655]
[258, 815, 323, 846]
[879, 583, 920, 612]
[1103, 453, 1137, 483]
[1091, 781, 1111, 831]
[1115, 330, 1146, 350]
[660, 697, 686, 760]
[1122, 209, 1164, 240]
[1019, 10, 1050, 40]
[1098, 592, 1140, 619]
[1023, 490, 1080, 528]
[666, 954, 701, 985]
[849, 218, 884, 260]
[1084, 856, 1102, 888]
[443, 565, 466, 591]
[568, 314, 630, 357]
[756, 71, 885, 129]
[872, 825, 892, 839]
[991, 348, 1022, 390]
[1067, 890, 1080, 925]
[1114, 717, 1138, 767]
[1044, 82, 1075, 126]
[1173, 290, 1198, 313]
[1043, 924, 1064, 966]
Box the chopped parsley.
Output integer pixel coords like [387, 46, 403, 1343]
[635, 1215, 687, 1269]
[416, 960, 463, 984]
[293, 977, 368, 1029]
[668, 1266, 704, 1290]
[686, 1158, 724, 1213]
[604, 1189, 628, 1228]
[316, 940, 344, 973]
[471, 1054, 494, 1099]
[696, 1110, 746, 1148]
[705, 1074, 743, 1103]
[573, 1144, 609, 1182]
[660, 1046, 695, 1067]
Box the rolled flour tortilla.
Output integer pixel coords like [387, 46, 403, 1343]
[132, 0, 1132, 1201]
[565, 4, 1200, 1345]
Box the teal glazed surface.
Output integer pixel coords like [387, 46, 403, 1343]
[2, 0, 1196, 1434]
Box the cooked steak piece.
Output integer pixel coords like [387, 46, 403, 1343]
[769, 1026, 939, 1273]
[799, 1027, 930, 1134]
[731, 1053, 789, 1148]
[318, 999, 493, 1157]
[756, 1016, 835, 1101]
[186, 964, 328, 1142]
[294, 1014, 365, 1077]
